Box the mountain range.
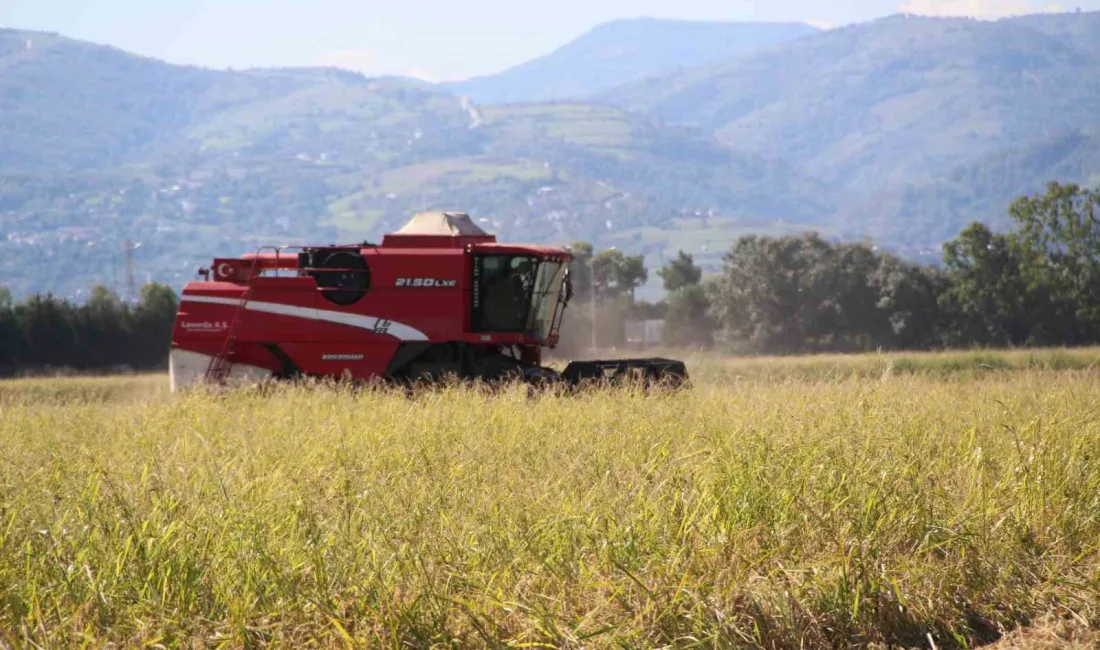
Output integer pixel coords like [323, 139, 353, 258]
[444, 18, 820, 104]
[1, 11, 1099, 300]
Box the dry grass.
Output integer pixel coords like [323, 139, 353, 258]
[982, 615, 1100, 649]
[583, 346, 1100, 384]
[1, 348, 1098, 648]
[0, 372, 168, 406]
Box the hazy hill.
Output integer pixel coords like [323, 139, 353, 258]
[444, 18, 819, 105]
[0, 27, 822, 299]
[1007, 10, 1100, 57]
[0, 28, 475, 170]
[600, 13, 1100, 191]
[841, 124, 1100, 247]
[4, 11, 1100, 300]
[0, 29, 210, 169]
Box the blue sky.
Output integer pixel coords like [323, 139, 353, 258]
[1, 0, 1092, 80]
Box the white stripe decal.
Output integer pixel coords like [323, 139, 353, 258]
[182, 295, 429, 341]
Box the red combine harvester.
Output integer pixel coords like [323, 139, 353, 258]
[169, 212, 688, 392]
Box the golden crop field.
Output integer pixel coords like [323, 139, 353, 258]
[2, 349, 1099, 649]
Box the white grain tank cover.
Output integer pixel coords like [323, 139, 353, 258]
[393, 211, 491, 237]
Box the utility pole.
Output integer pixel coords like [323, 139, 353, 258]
[111, 248, 118, 296]
[589, 246, 616, 353]
[590, 253, 596, 352]
[124, 239, 135, 303]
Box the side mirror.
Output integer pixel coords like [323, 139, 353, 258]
[563, 268, 574, 304]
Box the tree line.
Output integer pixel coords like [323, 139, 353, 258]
[1, 181, 1097, 373]
[0, 284, 178, 376]
[558, 181, 1100, 355]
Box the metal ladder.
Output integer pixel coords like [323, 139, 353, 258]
[203, 247, 282, 386]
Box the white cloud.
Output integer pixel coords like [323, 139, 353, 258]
[898, 0, 1034, 18]
[806, 19, 839, 29]
[317, 49, 441, 82]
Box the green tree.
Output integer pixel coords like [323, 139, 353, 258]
[15, 294, 79, 368]
[0, 282, 180, 375]
[706, 233, 949, 353]
[1009, 181, 1100, 343]
[590, 249, 648, 302]
[566, 241, 594, 302]
[707, 232, 841, 353]
[76, 285, 134, 368]
[657, 250, 702, 293]
[939, 222, 1032, 346]
[131, 283, 179, 367]
[616, 254, 648, 303]
[657, 249, 714, 347]
[826, 242, 885, 349]
[662, 283, 715, 348]
[0, 287, 17, 370]
[870, 254, 947, 350]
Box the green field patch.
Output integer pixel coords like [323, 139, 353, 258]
[197, 133, 252, 151]
[483, 103, 623, 120]
[543, 117, 633, 147]
[604, 215, 828, 264]
[484, 103, 637, 148]
[379, 157, 552, 194]
[321, 192, 383, 233]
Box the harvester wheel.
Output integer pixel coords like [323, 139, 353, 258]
[521, 365, 562, 386]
